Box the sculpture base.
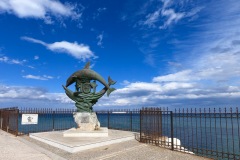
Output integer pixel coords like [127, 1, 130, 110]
[63, 127, 108, 137]
[73, 112, 100, 131]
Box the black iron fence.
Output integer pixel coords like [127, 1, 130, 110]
[140, 108, 174, 150]
[17, 108, 140, 135]
[96, 109, 140, 132]
[0, 106, 239, 160]
[140, 107, 240, 160]
[0, 107, 19, 136]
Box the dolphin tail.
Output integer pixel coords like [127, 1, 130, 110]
[84, 62, 90, 69]
[108, 76, 116, 86]
[107, 88, 116, 96]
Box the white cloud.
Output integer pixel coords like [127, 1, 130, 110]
[153, 70, 194, 82]
[0, 56, 26, 65]
[96, 33, 103, 47]
[21, 36, 97, 61]
[34, 55, 39, 60]
[143, 9, 161, 27]
[0, 84, 73, 106]
[144, 54, 156, 67]
[93, 7, 107, 19]
[121, 80, 130, 85]
[141, 0, 202, 29]
[95, 77, 240, 108]
[0, 0, 81, 23]
[159, 9, 184, 29]
[22, 74, 53, 80]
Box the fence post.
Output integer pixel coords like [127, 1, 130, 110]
[16, 109, 19, 136]
[0, 110, 2, 129]
[108, 111, 110, 129]
[140, 109, 142, 142]
[170, 111, 174, 150]
[130, 111, 132, 131]
[7, 111, 10, 133]
[52, 110, 55, 131]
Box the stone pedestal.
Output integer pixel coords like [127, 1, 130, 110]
[63, 112, 108, 138]
[73, 112, 100, 131]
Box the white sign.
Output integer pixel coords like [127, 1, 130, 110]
[112, 112, 127, 114]
[21, 114, 38, 125]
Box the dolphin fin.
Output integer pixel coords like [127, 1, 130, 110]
[84, 62, 90, 69]
[108, 76, 116, 85]
[107, 88, 116, 96]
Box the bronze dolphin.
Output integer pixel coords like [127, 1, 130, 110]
[65, 62, 116, 96]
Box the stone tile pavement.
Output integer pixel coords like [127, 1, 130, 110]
[0, 130, 212, 160]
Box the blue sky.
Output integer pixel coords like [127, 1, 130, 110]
[0, 0, 240, 110]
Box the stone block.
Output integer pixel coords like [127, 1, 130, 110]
[73, 112, 100, 131]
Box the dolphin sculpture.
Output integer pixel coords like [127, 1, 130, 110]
[65, 62, 116, 96]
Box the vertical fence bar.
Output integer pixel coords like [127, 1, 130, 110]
[209, 108, 213, 157]
[219, 108, 224, 158]
[237, 108, 240, 159]
[195, 108, 198, 155]
[204, 108, 207, 156]
[236, 108, 240, 158]
[7, 110, 9, 133]
[225, 108, 229, 159]
[214, 108, 218, 158]
[52, 110, 55, 131]
[186, 108, 189, 151]
[182, 108, 186, 152]
[108, 111, 110, 129]
[140, 109, 142, 142]
[199, 108, 202, 155]
[0, 110, 2, 129]
[190, 108, 194, 153]
[230, 108, 235, 159]
[16, 109, 19, 136]
[171, 111, 174, 151]
[130, 111, 132, 131]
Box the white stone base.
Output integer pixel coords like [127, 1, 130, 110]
[73, 112, 100, 131]
[29, 130, 135, 153]
[63, 127, 108, 137]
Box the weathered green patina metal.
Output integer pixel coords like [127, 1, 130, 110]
[63, 62, 116, 112]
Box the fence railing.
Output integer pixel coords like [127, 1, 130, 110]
[0, 107, 19, 136]
[1, 106, 239, 160]
[17, 108, 140, 135]
[140, 107, 240, 160]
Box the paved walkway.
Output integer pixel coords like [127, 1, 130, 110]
[0, 130, 64, 160]
[0, 130, 211, 160]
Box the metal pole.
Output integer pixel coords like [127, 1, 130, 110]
[170, 111, 174, 150]
[52, 111, 55, 131]
[108, 111, 110, 129]
[130, 111, 132, 131]
[0, 110, 2, 129]
[140, 110, 142, 142]
[16, 109, 19, 136]
[7, 110, 10, 133]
